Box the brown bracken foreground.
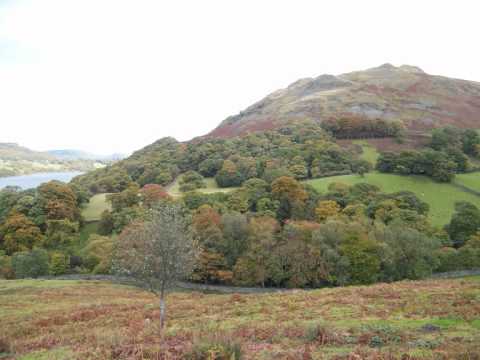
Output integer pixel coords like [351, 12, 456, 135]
[0, 277, 479, 359]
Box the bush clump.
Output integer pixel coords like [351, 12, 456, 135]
[11, 248, 49, 278]
[185, 335, 243, 360]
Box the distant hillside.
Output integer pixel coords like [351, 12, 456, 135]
[73, 64, 480, 193]
[47, 149, 125, 161]
[0, 143, 55, 161]
[0, 143, 105, 178]
[208, 64, 480, 138]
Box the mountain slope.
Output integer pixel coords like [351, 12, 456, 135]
[0, 143, 55, 161]
[0, 143, 105, 178]
[47, 149, 125, 161]
[209, 64, 480, 138]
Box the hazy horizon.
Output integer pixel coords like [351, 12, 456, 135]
[2, 0, 480, 154]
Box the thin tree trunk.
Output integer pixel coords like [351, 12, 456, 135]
[159, 287, 166, 330]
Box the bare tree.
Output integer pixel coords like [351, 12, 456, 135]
[113, 203, 197, 330]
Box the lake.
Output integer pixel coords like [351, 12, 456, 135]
[0, 171, 83, 190]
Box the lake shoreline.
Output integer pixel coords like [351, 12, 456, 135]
[0, 171, 84, 189]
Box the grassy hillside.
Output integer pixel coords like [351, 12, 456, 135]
[82, 171, 480, 226]
[306, 172, 480, 226]
[1, 277, 479, 359]
[81, 193, 111, 222]
[166, 177, 237, 198]
[455, 172, 480, 193]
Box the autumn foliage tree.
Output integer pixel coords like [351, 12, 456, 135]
[271, 176, 307, 221]
[315, 200, 341, 222]
[321, 117, 404, 139]
[0, 211, 43, 255]
[140, 184, 170, 208]
[190, 205, 233, 283]
[37, 181, 79, 221]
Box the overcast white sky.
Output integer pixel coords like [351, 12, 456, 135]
[1, 0, 479, 154]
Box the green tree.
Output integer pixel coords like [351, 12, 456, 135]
[215, 160, 243, 187]
[242, 178, 269, 211]
[0, 251, 14, 279]
[83, 234, 114, 274]
[12, 248, 49, 278]
[179, 171, 206, 192]
[233, 216, 279, 287]
[351, 159, 372, 177]
[380, 223, 440, 281]
[44, 219, 79, 248]
[98, 210, 114, 235]
[108, 183, 140, 212]
[289, 156, 308, 180]
[49, 252, 69, 275]
[221, 212, 249, 266]
[446, 202, 480, 248]
[340, 234, 380, 284]
[462, 129, 480, 156]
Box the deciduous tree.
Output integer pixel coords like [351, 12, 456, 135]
[113, 204, 197, 330]
[0, 211, 43, 254]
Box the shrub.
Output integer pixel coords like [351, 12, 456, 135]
[303, 323, 338, 345]
[408, 338, 442, 349]
[457, 246, 480, 269]
[11, 248, 49, 278]
[361, 323, 402, 347]
[185, 335, 243, 360]
[368, 335, 384, 348]
[435, 247, 460, 272]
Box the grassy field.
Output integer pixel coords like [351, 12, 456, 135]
[78, 177, 236, 220]
[306, 172, 480, 227]
[455, 172, 480, 193]
[166, 176, 238, 197]
[0, 277, 479, 359]
[81, 193, 111, 222]
[352, 140, 380, 165]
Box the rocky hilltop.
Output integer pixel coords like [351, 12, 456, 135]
[209, 64, 480, 138]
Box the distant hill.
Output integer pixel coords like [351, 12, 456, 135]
[73, 64, 480, 193]
[0, 143, 55, 161]
[47, 149, 125, 161]
[0, 143, 107, 178]
[208, 64, 480, 138]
